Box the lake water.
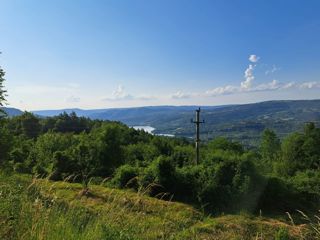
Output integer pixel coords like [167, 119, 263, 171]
[132, 126, 155, 133]
[157, 133, 175, 137]
[132, 126, 174, 137]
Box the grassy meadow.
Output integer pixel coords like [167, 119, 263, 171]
[1, 172, 319, 240]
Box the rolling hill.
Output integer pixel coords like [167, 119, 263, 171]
[32, 99, 320, 146]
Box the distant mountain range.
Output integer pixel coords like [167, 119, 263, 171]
[32, 105, 227, 122]
[2, 99, 320, 146]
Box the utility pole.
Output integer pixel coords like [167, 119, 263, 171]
[191, 108, 204, 164]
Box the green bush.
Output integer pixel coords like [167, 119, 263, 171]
[112, 165, 139, 189]
[138, 157, 177, 198]
[256, 177, 319, 213]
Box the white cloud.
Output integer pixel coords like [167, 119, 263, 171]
[205, 85, 239, 96]
[241, 64, 255, 89]
[249, 54, 260, 63]
[282, 82, 295, 89]
[254, 80, 279, 91]
[181, 79, 320, 100]
[240, 55, 261, 89]
[299, 81, 320, 89]
[171, 91, 193, 99]
[265, 65, 280, 75]
[102, 85, 155, 101]
[102, 85, 133, 101]
[112, 85, 127, 98]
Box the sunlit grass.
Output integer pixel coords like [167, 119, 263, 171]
[0, 172, 316, 240]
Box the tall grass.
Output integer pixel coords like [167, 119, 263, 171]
[296, 210, 320, 239]
[0, 172, 315, 240]
[0, 173, 133, 240]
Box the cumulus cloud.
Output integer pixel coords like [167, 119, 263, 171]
[241, 64, 255, 89]
[240, 54, 260, 89]
[249, 54, 260, 63]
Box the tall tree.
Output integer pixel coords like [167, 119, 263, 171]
[0, 54, 11, 165]
[20, 112, 42, 138]
[260, 129, 280, 162]
[0, 54, 8, 115]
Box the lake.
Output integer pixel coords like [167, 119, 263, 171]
[132, 126, 155, 133]
[132, 126, 174, 137]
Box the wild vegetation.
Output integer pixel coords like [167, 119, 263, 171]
[1, 111, 320, 212]
[1, 173, 319, 240]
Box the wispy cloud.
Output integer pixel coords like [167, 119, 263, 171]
[254, 79, 279, 91]
[205, 85, 239, 96]
[265, 65, 280, 75]
[171, 91, 194, 99]
[102, 85, 155, 101]
[203, 80, 320, 97]
[299, 81, 320, 89]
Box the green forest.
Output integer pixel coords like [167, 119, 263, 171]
[1, 110, 320, 214]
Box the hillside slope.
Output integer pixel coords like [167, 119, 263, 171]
[32, 100, 320, 145]
[1, 173, 314, 240]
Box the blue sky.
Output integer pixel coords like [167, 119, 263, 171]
[1, 0, 320, 110]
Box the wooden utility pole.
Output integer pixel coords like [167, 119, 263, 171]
[191, 108, 204, 164]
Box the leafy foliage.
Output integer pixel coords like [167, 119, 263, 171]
[0, 111, 319, 215]
[0, 62, 7, 115]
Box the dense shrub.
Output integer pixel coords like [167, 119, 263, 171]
[111, 164, 139, 189]
[175, 165, 203, 202]
[139, 156, 177, 198]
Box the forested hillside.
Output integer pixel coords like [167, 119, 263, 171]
[28, 99, 320, 146]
